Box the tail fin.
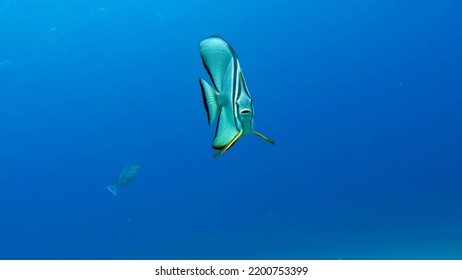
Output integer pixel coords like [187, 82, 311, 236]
[199, 78, 220, 125]
[107, 185, 118, 196]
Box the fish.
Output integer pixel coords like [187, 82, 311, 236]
[199, 35, 275, 157]
[106, 165, 139, 196]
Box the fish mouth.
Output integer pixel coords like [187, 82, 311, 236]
[240, 109, 251, 114]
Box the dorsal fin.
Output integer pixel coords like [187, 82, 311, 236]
[199, 36, 235, 92]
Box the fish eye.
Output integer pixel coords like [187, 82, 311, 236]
[241, 109, 251, 114]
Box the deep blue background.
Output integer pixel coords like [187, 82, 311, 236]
[1, 0, 461, 259]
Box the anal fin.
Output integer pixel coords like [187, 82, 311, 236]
[212, 105, 239, 149]
[214, 131, 243, 157]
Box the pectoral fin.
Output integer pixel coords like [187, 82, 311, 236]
[107, 185, 118, 196]
[253, 130, 275, 145]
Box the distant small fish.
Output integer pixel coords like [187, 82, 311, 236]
[90, 7, 106, 13]
[0, 60, 11, 66]
[107, 165, 139, 196]
[199, 36, 275, 157]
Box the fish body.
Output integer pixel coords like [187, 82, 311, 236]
[107, 165, 139, 195]
[199, 36, 274, 157]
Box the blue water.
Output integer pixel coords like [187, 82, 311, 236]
[1, 0, 461, 259]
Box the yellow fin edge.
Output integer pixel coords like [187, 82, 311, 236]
[213, 131, 243, 157]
